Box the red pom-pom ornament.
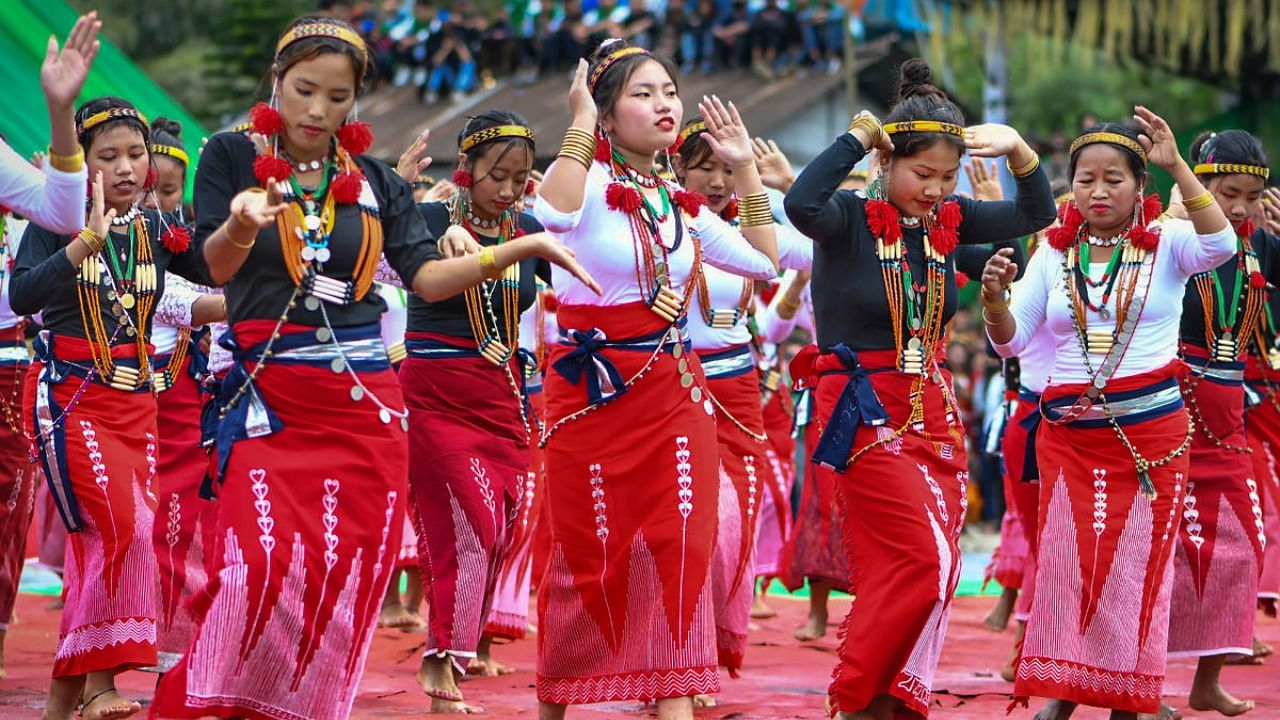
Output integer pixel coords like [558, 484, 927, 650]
[143, 165, 159, 191]
[249, 103, 285, 137]
[1251, 271, 1267, 289]
[336, 121, 374, 156]
[161, 225, 191, 254]
[605, 182, 643, 213]
[955, 271, 970, 288]
[253, 154, 293, 187]
[865, 199, 902, 245]
[673, 189, 706, 217]
[331, 170, 364, 204]
[452, 169, 474, 188]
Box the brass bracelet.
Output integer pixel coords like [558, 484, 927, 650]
[478, 246, 504, 281]
[776, 295, 801, 320]
[980, 288, 1010, 313]
[847, 111, 883, 150]
[225, 216, 257, 250]
[981, 307, 1012, 326]
[1182, 190, 1215, 213]
[1007, 153, 1040, 178]
[738, 192, 773, 227]
[77, 227, 104, 254]
[46, 146, 85, 173]
[558, 128, 598, 169]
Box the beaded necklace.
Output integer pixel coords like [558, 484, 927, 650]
[75, 215, 157, 390]
[695, 213, 752, 329]
[1192, 230, 1264, 362]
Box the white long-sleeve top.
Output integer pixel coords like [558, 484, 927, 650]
[1016, 327, 1055, 394]
[761, 268, 814, 345]
[688, 221, 811, 351]
[0, 140, 88, 235]
[0, 215, 29, 329]
[990, 218, 1234, 385]
[533, 162, 777, 309]
[152, 273, 205, 356]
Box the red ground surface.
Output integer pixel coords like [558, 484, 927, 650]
[1, 592, 1276, 718]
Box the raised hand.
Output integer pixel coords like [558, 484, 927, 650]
[965, 158, 1003, 201]
[569, 59, 597, 126]
[981, 247, 1018, 296]
[964, 124, 1026, 159]
[1132, 106, 1180, 171]
[699, 95, 753, 168]
[752, 138, 795, 192]
[1258, 188, 1280, 236]
[42, 12, 101, 112]
[396, 129, 434, 183]
[231, 182, 289, 229]
[87, 171, 116, 241]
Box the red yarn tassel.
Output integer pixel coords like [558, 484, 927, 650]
[161, 225, 191, 254]
[249, 102, 284, 137]
[331, 170, 364, 204]
[452, 169, 474, 188]
[253, 154, 293, 187]
[336, 121, 374, 156]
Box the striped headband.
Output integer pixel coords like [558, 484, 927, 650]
[150, 143, 189, 166]
[1194, 162, 1270, 180]
[883, 120, 964, 137]
[276, 22, 369, 69]
[460, 124, 535, 153]
[588, 46, 649, 93]
[1069, 131, 1148, 165]
[78, 107, 149, 135]
[676, 120, 707, 148]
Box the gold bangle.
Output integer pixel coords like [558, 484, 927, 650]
[847, 112, 883, 150]
[77, 227, 103, 254]
[1008, 154, 1040, 178]
[478, 246, 503, 281]
[981, 307, 1011, 326]
[981, 288, 1010, 312]
[776, 295, 801, 320]
[225, 217, 257, 250]
[46, 146, 85, 173]
[1183, 190, 1215, 213]
[558, 128, 598, 169]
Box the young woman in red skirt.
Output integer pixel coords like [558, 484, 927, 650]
[1247, 279, 1280, 656]
[149, 17, 585, 720]
[533, 39, 778, 719]
[785, 58, 1055, 719]
[13, 98, 212, 720]
[399, 111, 595, 712]
[1165, 129, 1275, 715]
[673, 117, 810, 674]
[984, 115, 1234, 719]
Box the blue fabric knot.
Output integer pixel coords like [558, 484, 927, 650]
[207, 329, 285, 493]
[553, 328, 628, 406]
[811, 344, 890, 473]
[1019, 405, 1042, 482]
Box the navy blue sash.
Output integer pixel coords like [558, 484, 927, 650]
[811, 344, 891, 473]
[552, 323, 685, 407]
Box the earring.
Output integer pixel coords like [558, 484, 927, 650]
[594, 126, 612, 164]
[143, 165, 158, 191]
[336, 100, 374, 156]
[452, 168, 474, 188]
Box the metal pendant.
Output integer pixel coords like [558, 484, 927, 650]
[120, 292, 136, 310]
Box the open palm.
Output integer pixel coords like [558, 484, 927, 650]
[42, 12, 100, 110]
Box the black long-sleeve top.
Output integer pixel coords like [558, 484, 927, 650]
[783, 132, 1056, 351]
[11, 209, 211, 342]
[406, 202, 551, 337]
[1182, 229, 1280, 349]
[195, 132, 440, 327]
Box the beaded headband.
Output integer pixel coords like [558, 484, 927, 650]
[676, 120, 707, 148]
[460, 124, 535, 153]
[78, 107, 149, 135]
[1069, 131, 1148, 165]
[882, 120, 964, 137]
[150, 143, 189, 166]
[276, 22, 369, 69]
[1194, 162, 1270, 179]
[589, 46, 649, 93]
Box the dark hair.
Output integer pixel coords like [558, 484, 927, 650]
[1067, 123, 1147, 184]
[458, 109, 534, 181]
[274, 16, 372, 93]
[881, 59, 965, 158]
[1188, 129, 1269, 180]
[588, 40, 680, 119]
[676, 117, 714, 170]
[75, 96, 149, 152]
[151, 117, 183, 152]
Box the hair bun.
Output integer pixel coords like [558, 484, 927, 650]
[152, 116, 183, 140]
[896, 58, 939, 102]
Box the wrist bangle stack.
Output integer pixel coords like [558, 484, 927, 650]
[982, 307, 1012, 326]
[738, 192, 773, 228]
[1008, 154, 1040, 178]
[776, 295, 801, 319]
[1183, 191, 1215, 213]
[981, 288, 1011, 313]
[478, 246, 504, 281]
[557, 128, 598, 170]
[77, 227, 104, 254]
[847, 111, 883, 150]
[47, 146, 85, 173]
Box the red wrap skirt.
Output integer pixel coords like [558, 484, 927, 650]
[781, 388, 850, 593]
[754, 377, 795, 579]
[27, 334, 160, 677]
[1245, 355, 1280, 604]
[814, 349, 968, 719]
[152, 350, 218, 672]
[399, 331, 526, 661]
[0, 326, 34, 631]
[1167, 351, 1262, 657]
[1015, 363, 1190, 714]
[151, 321, 407, 720]
[990, 391, 1042, 618]
[537, 302, 720, 704]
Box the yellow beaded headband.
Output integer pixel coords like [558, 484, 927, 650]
[1194, 162, 1270, 179]
[150, 143, 189, 166]
[276, 23, 369, 68]
[589, 46, 649, 93]
[460, 125, 535, 153]
[882, 121, 964, 137]
[676, 120, 707, 148]
[78, 107, 149, 135]
[1069, 132, 1148, 165]
[846, 168, 869, 180]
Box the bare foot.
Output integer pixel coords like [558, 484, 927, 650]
[1002, 621, 1025, 682]
[1032, 699, 1078, 720]
[983, 587, 1018, 632]
[1188, 682, 1254, 716]
[1253, 636, 1273, 658]
[418, 655, 481, 713]
[750, 592, 777, 619]
[1136, 703, 1182, 720]
[1223, 652, 1264, 666]
[794, 611, 827, 641]
[378, 603, 427, 632]
[79, 688, 142, 720]
[472, 636, 514, 676]
[693, 694, 716, 707]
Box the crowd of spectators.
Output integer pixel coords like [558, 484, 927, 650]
[322, 0, 851, 104]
